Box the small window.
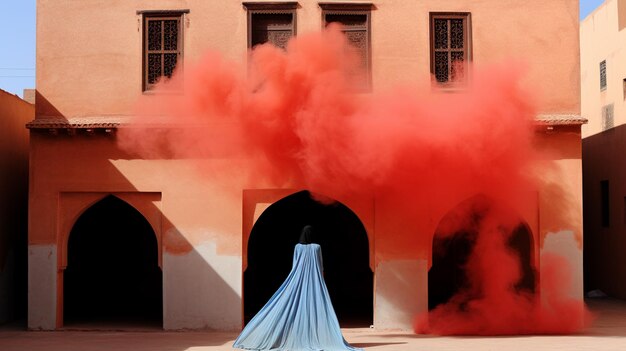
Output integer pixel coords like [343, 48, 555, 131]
[321, 3, 373, 91]
[622, 78, 625, 99]
[602, 104, 614, 131]
[430, 13, 472, 86]
[601, 180, 610, 227]
[244, 2, 297, 49]
[600, 60, 607, 91]
[142, 12, 185, 91]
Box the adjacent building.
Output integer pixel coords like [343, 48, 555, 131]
[29, 0, 584, 331]
[581, 0, 626, 300]
[0, 89, 33, 324]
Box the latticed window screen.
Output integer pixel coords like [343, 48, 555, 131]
[324, 12, 371, 90]
[602, 104, 614, 131]
[430, 13, 471, 85]
[600, 60, 607, 91]
[144, 15, 182, 90]
[243, 0, 297, 50]
[250, 13, 294, 49]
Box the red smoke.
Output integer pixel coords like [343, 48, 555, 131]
[417, 200, 592, 335]
[118, 27, 590, 335]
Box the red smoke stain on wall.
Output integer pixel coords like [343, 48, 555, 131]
[118, 27, 589, 334]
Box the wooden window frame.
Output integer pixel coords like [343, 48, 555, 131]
[429, 12, 472, 88]
[243, 2, 298, 49]
[140, 10, 187, 92]
[320, 3, 373, 92]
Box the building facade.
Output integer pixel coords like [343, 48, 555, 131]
[581, 0, 626, 299]
[0, 89, 33, 324]
[29, 0, 583, 331]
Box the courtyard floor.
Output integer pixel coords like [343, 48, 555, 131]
[1, 298, 626, 351]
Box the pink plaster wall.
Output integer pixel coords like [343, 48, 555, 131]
[372, 0, 580, 114]
[28, 133, 245, 257]
[36, 0, 580, 119]
[31, 0, 583, 330]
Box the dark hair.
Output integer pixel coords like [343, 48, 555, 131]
[299, 225, 315, 244]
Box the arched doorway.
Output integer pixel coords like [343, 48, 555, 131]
[428, 195, 536, 311]
[63, 195, 162, 327]
[244, 191, 372, 327]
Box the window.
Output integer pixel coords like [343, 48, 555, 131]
[622, 78, 625, 99]
[601, 180, 610, 227]
[141, 11, 187, 91]
[602, 104, 614, 131]
[600, 60, 607, 91]
[430, 13, 471, 86]
[243, 2, 297, 49]
[320, 3, 373, 91]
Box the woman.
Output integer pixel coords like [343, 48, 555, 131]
[234, 225, 361, 351]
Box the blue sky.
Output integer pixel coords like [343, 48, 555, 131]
[0, 1, 35, 98]
[581, 0, 607, 20]
[0, 0, 609, 99]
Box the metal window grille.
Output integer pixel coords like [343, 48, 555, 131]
[602, 104, 614, 131]
[600, 60, 607, 91]
[430, 13, 472, 86]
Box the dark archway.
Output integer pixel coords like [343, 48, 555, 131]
[428, 195, 536, 311]
[63, 195, 162, 327]
[244, 191, 372, 327]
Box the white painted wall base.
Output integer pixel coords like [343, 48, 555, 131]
[374, 259, 427, 330]
[28, 244, 57, 330]
[163, 242, 241, 331]
[541, 230, 584, 300]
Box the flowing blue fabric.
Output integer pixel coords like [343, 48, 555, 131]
[234, 243, 361, 351]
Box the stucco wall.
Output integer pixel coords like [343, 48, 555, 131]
[535, 127, 584, 302]
[0, 89, 33, 324]
[32, 0, 582, 331]
[36, 0, 579, 119]
[580, 0, 626, 299]
[580, 0, 626, 137]
[28, 134, 247, 329]
[583, 124, 626, 298]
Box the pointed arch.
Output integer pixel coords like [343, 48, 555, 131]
[243, 190, 373, 327]
[58, 192, 162, 270]
[428, 194, 536, 310]
[62, 195, 162, 327]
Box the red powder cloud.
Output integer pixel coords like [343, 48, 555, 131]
[117, 26, 589, 335]
[417, 203, 593, 335]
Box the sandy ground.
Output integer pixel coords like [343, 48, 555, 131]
[1, 298, 626, 351]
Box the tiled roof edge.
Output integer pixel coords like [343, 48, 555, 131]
[534, 114, 587, 125]
[27, 114, 589, 129]
[26, 117, 129, 129]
